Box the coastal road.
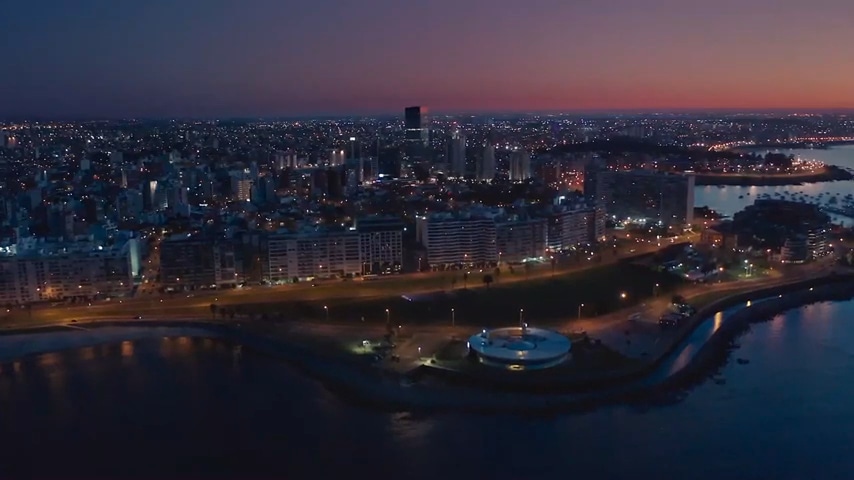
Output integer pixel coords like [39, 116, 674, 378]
[9, 234, 692, 326]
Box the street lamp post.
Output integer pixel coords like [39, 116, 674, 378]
[451, 308, 455, 327]
[577, 303, 584, 320]
[324, 305, 328, 322]
[653, 283, 660, 297]
[385, 308, 390, 326]
[519, 308, 524, 327]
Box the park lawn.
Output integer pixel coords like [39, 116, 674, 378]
[236, 260, 684, 328]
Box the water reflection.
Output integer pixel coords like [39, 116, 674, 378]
[713, 311, 724, 333]
[695, 145, 854, 217]
[78, 346, 95, 361]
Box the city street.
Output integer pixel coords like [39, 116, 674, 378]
[8, 234, 696, 327]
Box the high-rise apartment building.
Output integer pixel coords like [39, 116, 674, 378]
[478, 142, 496, 181]
[260, 217, 404, 282]
[586, 167, 695, 225]
[160, 234, 237, 290]
[416, 212, 497, 266]
[0, 237, 140, 304]
[448, 130, 467, 177]
[543, 203, 606, 251]
[230, 170, 253, 202]
[509, 148, 531, 181]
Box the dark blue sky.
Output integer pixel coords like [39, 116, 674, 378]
[3, 0, 854, 118]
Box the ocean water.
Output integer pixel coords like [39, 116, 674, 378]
[695, 144, 854, 217]
[3, 300, 854, 479]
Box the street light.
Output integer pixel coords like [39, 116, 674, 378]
[519, 308, 524, 327]
[385, 308, 390, 326]
[451, 307, 455, 327]
[620, 292, 627, 300]
[324, 305, 328, 321]
[653, 283, 660, 297]
[577, 303, 584, 320]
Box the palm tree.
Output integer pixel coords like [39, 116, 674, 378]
[483, 274, 494, 289]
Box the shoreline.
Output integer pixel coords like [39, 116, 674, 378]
[693, 165, 853, 186]
[1, 273, 852, 413]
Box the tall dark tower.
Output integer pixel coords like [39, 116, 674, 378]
[404, 106, 430, 164]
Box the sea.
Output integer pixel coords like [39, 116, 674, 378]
[695, 144, 854, 219]
[3, 299, 854, 479]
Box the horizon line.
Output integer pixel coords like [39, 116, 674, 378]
[4, 107, 854, 123]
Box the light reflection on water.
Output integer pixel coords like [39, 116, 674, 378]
[695, 145, 854, 218]
[2, 302, 854, 478]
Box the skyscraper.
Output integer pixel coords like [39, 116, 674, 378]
[447, 129, 467, 177]
[405, 106, 429, 146]
[405, 106, 430, 163]
[478, 142, 496, 181]
[509, 148, 531, 181]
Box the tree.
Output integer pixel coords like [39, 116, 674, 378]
[451, 276, 457, 289]
[483, 274, 494, 289]
[550, 257, 557, 276]
[524, 262, 532, 279]
[493, 267, 501, 282]
[210, 304, 218, 319]
[463, 272, 469, 289]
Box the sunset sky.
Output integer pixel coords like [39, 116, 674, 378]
[3, 0, 854, 117]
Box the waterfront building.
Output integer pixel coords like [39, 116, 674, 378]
[416, 211, 497, 267]
[355, 216, 404, 275]
[262, 227, 362, 282]
[495, 217, 547, 263]
[0, 236, 140, 304]
[416, 208, 550, 267]
[160, 234, 237, 289]
[586, 166, 695, 226]
[730, 199, 830, 262]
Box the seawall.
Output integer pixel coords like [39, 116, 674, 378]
[1, 273, 853, 413]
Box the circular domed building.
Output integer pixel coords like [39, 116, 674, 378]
[467, 326, 571, 370]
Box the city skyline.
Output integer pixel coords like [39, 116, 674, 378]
[3, 0, 854, 118]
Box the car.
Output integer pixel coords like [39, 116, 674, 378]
[133, 315, 143, 320]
